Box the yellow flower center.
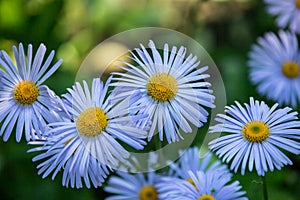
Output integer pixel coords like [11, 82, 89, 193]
[198, 194, 215, 200]
[281, 61, 300, 79]
[76, 107, 108, 137]
[139, 185, 158, 200]
[147, 72, 178, 102]
[295, 0, 300, 9]
[13, 80, 39, 105]
[242, 121, 270, 143]
[186, 178, 198, 190]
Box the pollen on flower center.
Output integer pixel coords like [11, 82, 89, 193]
[147, 72, 178, 102]
[13, 80, 39, 105]
[281, 61, 300, 79]
[242, 121, 270, 143]
[76, 107, 108, 137]
[139, 185, 158, 200]
[295, 0, 300, 9]
[198, 194, 215, 200]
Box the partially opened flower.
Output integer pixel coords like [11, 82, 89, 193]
[248, 30, 300, 107]
[209, 97, 300, 176]
[105, 171, 160, 200]
[111, 40, 215, 143]
[264, 0, 300, 33]
[168, 147, 228, 180]
[158, 170, 247, 200]
[0, 43, 62, 142]
[29, 78, 147, 188]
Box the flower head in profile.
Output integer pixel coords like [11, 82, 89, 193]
[209, 97, 300, 176]
[158, 170, 248, 200]
[111, 40, 215, 143]
[29, 78, 147, 188]
[105, 171, 160, 200]
[169, 147, 228, 180]
[264, 0, 300, 33]
[0, 43, 62, 142]
[248, 30, 300, 107]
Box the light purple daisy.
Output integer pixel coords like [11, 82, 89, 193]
[158, 170, 248, 200]
[248, 30, 300, 107]
[264, 0, 300, 33]
[209, 97, 300, 176]
[111, 40, 215, 143]
[29, 78, 148, 188]
[105, 151, 161, 200]
[105, 171, 161, 200]
[0, 43, 62, 142]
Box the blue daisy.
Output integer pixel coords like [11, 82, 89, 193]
[105, 171, 160, 200]
[0, 43, 62, 142]
[264, 0, 300, 33]
[111, 40, 215, 143]
[248, 30, 300, 107]
[29, 77, 148, 188]
[157, 170, 248, 200]
[209, 97, 300, 176]
[168, 147, 228, 180]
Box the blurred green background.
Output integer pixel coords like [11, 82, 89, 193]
[1, 0, 300, 199]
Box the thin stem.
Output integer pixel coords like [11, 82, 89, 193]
[155, 135, 165, 170]
[262, 175, 268, 200]
[155, 135, 162, 150]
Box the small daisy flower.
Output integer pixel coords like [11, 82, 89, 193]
[105, 171, 160, 200]
[158, 170, 248, 200]
[168, 147, 228, 181]
[0, 43, 62, 142]
[248, 30, 300, 107]
[29, 78, 148, 188]
[209, 97, 300, 176]
[111, 40, 215, 143]
[264, 0, 300, 33]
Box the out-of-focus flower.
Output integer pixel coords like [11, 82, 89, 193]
[168, 147, 228, 180]
[264, 0, 300, 33]
[158, 170, 248, 200]
[248, 30, 300, 107]
[105, 171, 160, 200]
[105, 152, 161, 200]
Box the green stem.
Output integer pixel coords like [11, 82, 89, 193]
[155, 136, 164, 169]
[262, 176, 268, 200]
[155, 135, 162, 150]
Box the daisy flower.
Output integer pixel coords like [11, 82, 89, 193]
[111, 40, 215, 143]
[247, 30, 300, 107]
[157, 170, 248, 200]
[264, 0, 300, 33]
[29, 78, 148, 188]
[209, 97, 300, 176]
[0, 43, 62, 142]
[168, 147, 228, 180]
[105, 171, 160, 200]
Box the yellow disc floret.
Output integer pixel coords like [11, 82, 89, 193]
[198, 194, 216, 200]
[147, 72, 178, 102]
[295, 0, 300, 9]
[13, 80, 39, 105]
[281, 61, 300, 79]
[76, 107, 108, 137]
[139, 185, 158, 200]
[242, 121, 270, 143]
